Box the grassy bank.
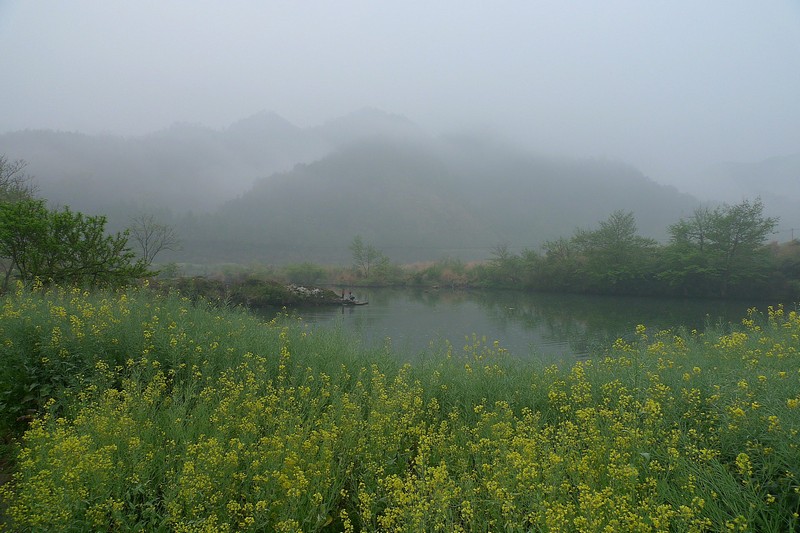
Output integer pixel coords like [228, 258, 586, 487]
[0, 283, 798, 531]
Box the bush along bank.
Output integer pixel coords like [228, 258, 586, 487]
[154, 276, 343, 308]
[0, 283, 799, 531]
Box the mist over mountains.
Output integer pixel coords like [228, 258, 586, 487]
[701, 153, 800, 241]
[4, 108, 791, 264]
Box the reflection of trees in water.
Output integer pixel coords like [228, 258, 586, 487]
[302, 287, 767, 360]
[471, 290, 760, 357]
[340, 288, 475, 343]
[404, 288, 471, 307]
[473, 292, 600, 357]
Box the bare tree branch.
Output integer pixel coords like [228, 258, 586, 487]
[0, 155, 38, 203]
[129, 213, 181, 267]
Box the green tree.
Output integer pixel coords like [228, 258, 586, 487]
[0, 199, 47, 290]
[349, 235, 389, 278]
[539, 237, 582, 291]
[0, 199, 150, 291]
[0, 156, 38, 284]
[486, 243, 519, 285]
[770, 240, 800, 298]
[661, 199, 778, 297]
[482, 243, 541, 287]
[572, 210, 657, 293]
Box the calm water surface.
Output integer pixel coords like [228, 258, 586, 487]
[280, 288, 778, 363]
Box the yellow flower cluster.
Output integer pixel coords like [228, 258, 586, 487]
[1, 286, 799, 531]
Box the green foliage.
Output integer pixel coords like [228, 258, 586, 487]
[1, 287, 800, 530]
[661, 199, 778, 297]
[538, 236, 582, 290]
[283, 261, 329, 285]
[156, 274, 341, 308]
[349, 235, 391, 279]
[407, 257, 474, 288]
[155, 262, 181, 279]
[480, 244, 540, 288]
[482, 211, 657, 294]
[174, 197, 794, 300]
[0, 199, 150, 291]
[476, 202, 790, 299]
[571, 210, 658, 293]
[772, 240, 800, 290]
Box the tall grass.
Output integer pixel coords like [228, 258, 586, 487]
[0, 282, 798, 531]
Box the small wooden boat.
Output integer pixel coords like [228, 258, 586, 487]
[341, 299, 368, 306]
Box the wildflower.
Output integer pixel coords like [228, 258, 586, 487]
[768, 415, 781, 432]
[735, 453, 752, 479]
[729, 406, 746, 418]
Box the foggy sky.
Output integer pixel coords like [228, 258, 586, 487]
[1, 1, 799, 197]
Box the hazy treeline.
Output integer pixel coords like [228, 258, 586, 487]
[477, 200, 799, 300]
[183, 198, 798, 303]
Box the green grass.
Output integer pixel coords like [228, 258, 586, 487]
[0, 283, 798, 531]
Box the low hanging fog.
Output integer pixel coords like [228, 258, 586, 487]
[1, 1, 799, 261]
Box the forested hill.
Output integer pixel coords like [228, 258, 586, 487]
[0, 108, 424, 215]
[177, 137, 700, 264]
[0, 112, 330, 213]
[2, 109, 700, 264]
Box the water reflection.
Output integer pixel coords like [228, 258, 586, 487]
[281, 288, 776, 362]
[470, 291, 760, 358]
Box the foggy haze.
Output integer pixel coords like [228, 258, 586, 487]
[1, 1, 799, 201]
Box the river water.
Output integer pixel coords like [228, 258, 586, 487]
[281, 288, 779, 363]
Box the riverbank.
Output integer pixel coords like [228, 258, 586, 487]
[1, 284, 798, 530]
[169, 240, 800, 303]
[153, 275, 348, 307]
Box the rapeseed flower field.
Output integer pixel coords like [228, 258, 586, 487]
[0, 283, 798, 531]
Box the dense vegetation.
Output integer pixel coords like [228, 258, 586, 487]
[0, 157, 151, 294]
[477, 200, 798, 300]
[202, 199, 796, 302]
[1, 285, 799, 531]
[155, 276, 343, 308]
[0, 199, 150, 292]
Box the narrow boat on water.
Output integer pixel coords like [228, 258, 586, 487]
[341, 299, 368, 306]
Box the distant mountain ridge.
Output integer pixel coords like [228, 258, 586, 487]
[178, 135, 700, 264]
[2, 109, 703, 263]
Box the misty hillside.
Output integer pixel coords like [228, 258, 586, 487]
[312, 107, 429, 147]
[2, 109, 702, 264]
[703, 153, 800, 236]
[0, 108, 436, 215]
[176, 136, 700, 264]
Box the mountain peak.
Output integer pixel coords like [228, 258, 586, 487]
[226, 111, 299, 135]
[313, 107, 424, 146]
